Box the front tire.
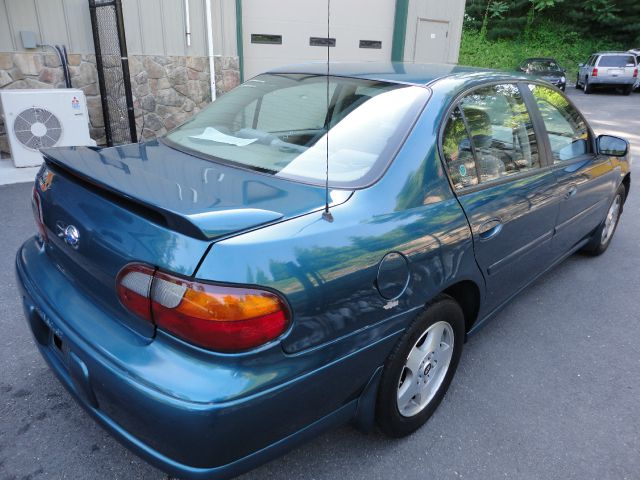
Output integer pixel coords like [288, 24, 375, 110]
[582, 185, 625, 256]
[376, 295, 465, 438]
[575, 74, 581, 89]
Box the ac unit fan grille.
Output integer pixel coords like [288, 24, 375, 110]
[13, 108, 62, 151]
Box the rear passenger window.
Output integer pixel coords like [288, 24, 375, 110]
[442, 107, 478, 189]
[459, 84, 540, 184]
[529, 85, 590, 162]
[442, 84, 541, 189]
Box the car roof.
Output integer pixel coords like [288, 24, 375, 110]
[265, 61, 519, 87]
[595, 51, 635, 56]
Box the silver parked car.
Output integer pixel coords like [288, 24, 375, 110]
[576, 52, 638, 95]
[629, 49, 640, 90]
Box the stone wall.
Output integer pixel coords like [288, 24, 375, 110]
[129, 55, 239, 140]
[0, 52, 240, 156]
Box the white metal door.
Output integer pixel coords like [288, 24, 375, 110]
[241, 0, 395, 79]
[413, 19, 450, 64]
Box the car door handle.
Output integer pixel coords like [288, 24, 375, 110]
[478, 219, 503, 240]
[564, 185, 578, 199]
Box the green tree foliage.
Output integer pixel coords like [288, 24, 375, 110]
[459, 19, 622, 78]
[465, 0, 640, 45]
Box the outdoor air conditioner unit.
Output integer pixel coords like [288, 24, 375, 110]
[0, 89, 96, 168]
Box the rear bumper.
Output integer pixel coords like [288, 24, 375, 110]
[589, 76, 635, 85]
[15, 238, 398, 479]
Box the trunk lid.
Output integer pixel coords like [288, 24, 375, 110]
[41, 140, 339, 240]
[36, 140, 348, 337]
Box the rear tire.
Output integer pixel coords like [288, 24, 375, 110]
[623, 85, 633, 95]
[584, 77, 592, 94]
[582, 184, 625, 256]
[376, 295, 464, 438]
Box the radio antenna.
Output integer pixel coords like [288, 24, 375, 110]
[322, 0, 333, 222]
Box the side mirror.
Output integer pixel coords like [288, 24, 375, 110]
[578, 63, 584, 68]
[561, 67, 566, 73]
[597, 135, 629, 157]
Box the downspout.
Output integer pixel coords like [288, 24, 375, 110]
[205, 0, 217, 101]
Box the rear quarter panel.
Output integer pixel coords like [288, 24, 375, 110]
[196, 88, 484, 355]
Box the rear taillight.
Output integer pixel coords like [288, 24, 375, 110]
[634, 68, 638, 78]
[31, 186, 47, 242]
[592, 68, 598, 77]
[116, 264, 290, 352]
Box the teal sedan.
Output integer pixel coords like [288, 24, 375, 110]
[16, 63, 630, 479]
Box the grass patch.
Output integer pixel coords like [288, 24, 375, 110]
[459, 21, 624, 81]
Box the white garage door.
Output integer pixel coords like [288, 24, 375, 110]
[241, 0, 396, 79]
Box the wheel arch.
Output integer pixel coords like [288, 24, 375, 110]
[622, 173, 631, 203]
[442, 280, 481, 333]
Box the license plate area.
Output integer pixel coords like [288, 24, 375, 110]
[32, 308, 69, 368]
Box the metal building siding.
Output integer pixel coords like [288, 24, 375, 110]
[3, 0, 40, 51]
[121, 0, 143, 54]
[212, 0, 237, 57]
[35, 0, 71, 48]
[121, 0, 235, 57]
[64, 0, 95, 53]
[137, 0, 166, 55]
[403, 0, 466, 63]
[128, 0, 200, 56]
[0, 0, 94, 53]
[0, 1, 14, 51]
[186, 0, 208, 57]
[0, 0, 236, 57]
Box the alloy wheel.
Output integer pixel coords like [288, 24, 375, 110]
[396, 321, 454, 418]
[601, 194, 621, 245]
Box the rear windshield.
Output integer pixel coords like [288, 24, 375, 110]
[164, 74, 429, 188]
[598, 55, 636, 67]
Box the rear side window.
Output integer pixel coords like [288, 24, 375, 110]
[442, 107, 478, 190]
[442, 84, 541, 189]
[529, 85, 590, 163]
[461, 84, 540, 184]
[597, 55, 636, 67]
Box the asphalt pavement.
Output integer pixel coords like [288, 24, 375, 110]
[0, 87, 638, 480]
